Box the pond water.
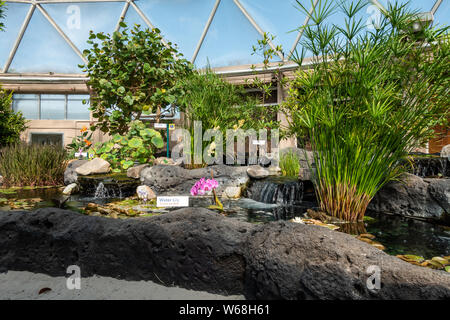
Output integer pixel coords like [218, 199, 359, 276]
[1, 181, 449, 260]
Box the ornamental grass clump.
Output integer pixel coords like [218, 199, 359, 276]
[280, 150, 301, 177]
[282, 0, 449, 222]
[0, 143, 67, 187]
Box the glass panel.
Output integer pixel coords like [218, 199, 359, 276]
[40, 94, 65, 120]
[12, 94, 39, 119]
[121, 5, 147, 30]
[9, 10, 84, 73]
[135, 0, 215, 61]
[0, 2, 30, 71]
[42, 2, 124, 53]
[378, 0, 434, 12]
[239, 0, 309, 56]
[433, 1, 449, 27]
[195, 0, 262, 68]
[67, 94, 90, 120]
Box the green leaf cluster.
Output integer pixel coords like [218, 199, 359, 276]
[81, 22, 193, 135]
[0, 88, 27, 148]
[88, 120, 164, 171]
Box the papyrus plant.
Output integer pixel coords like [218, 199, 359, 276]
[283, 0, 449, 221]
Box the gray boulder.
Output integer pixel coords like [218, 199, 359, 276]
[127, 164, 150, 179]
[62, 183, 79, 195]
[244, 221, 450, 299]
[368, 173, 450, 224]
[246, 165, 269, 179]
[64, 160, 88, 185]
[441, 144, 450, 160]
[75, 158, 111, 176]
[0, 207, 449, 299]
[140, 164, 249, 195]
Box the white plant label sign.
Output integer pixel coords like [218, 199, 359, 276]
[157, 196, 189, 207]
[154, 123, 167, 129]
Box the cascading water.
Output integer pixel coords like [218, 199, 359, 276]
[78, 173, 139, 199]
[246, 178, 311, 206]
[93, 182, 123, 199]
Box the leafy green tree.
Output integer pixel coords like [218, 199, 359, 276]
[0, 3, 27, 147]
[282, 0, 449, 221]
[81, 23, 193, 135]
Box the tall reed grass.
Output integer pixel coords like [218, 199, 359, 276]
[0, 143, 67, 187]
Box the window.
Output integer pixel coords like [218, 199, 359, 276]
[12, 94, 90, 120]
[31, 133, 63, 146]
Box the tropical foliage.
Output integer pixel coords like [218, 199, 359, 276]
[81, 22, 193, 135]
[0, 1, 5, 31]
[88, 120, 164, 172]
[0, 143, 67, 187]
[179, 69, 279, 165]
[282, 0, 449, 221]
[0, 89, 27, 148]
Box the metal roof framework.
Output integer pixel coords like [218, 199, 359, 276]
[0, 0, 445, 74]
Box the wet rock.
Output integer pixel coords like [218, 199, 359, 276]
[0, 207, 251, 296]
[75, 158, 111, 176]
[368, 173, 450, 225]
[153, 157, 176, 165]
[441, 144, 450, 160]
[244, 221, 450, 299]
[298, 168, 316, 181]
[222, 187, 242, 199]
[127, 164, 150, 179]
[62, 183, 79, 196]
[268, 166, 281, 176]
[140, 164, 249, 196]
[247, 165, 269, 179]
[64, 160, 88, 185]
[136, 185, 156, 201]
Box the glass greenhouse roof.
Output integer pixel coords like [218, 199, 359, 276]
[0, 0, 448, 74]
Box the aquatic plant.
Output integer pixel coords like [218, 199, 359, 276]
[282, 0, 449, 221]
[190, 174, 223, 211]
[0, 143, 67, 187]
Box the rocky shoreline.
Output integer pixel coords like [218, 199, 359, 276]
[0, 207, 449, 299]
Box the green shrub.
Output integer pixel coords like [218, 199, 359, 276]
[0, 143, 67, 187]
[88, 120, 164, 172]
[282, 0, 449, 221]
[280, 150, 300, 177]
[0, 89, 27, 148]
[81, 22, 193, 135]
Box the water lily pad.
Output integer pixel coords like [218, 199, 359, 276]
[445, 266, 450, 273]
[403, 255, 425, 263]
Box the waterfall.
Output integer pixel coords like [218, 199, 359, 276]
[93, 182, 123, 199]
[247, 178, 305, 205]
